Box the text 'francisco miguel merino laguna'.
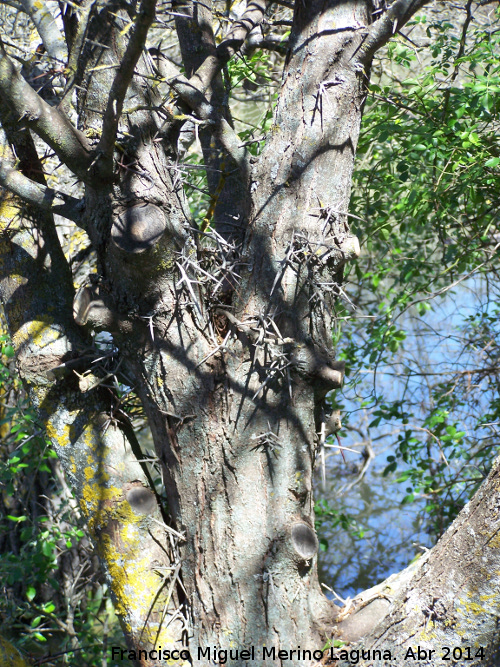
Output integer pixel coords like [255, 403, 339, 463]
[111, 645, 393, 663]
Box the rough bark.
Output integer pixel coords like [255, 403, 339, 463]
[334, 454, 500, 666]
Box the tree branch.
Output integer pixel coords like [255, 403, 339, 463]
[97, 0, 157, 173]
[0, 45, 93, 180]
[0, 94, 76, 289]
[356, 0, 430, 64]
[173, 83, 248, 170]
[0, 159, 84, 225]
[189, 0, 268, 95]
[171, 1, 251, 238]
[19, 0, 68, 63]
[155, 56, 249, 175]
[241, 33, 288, 57]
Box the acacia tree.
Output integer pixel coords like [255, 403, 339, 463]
[1, 1, 500, 666]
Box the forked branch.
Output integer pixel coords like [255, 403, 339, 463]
[0, 45, 92, 180]
[154, 55, 249, 175]
[357, 0, 430, 63]
[189, 0, 268, 94]
[0, 160, 84, 225]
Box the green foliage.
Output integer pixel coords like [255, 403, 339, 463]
[338, 7, 500, 538]
[0, 334, 120, 665]
[315, 498, 365, 552]
[226, 51, 273, 90]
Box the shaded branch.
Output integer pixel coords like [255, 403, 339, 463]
[60, 0, 94, 109]
[356, 0, 430, 63]
[172, 81, 248, 174]
[0, 94, 77, 287]
[155, 56, 249, 176]
[0, 159, 84, 225]
[0, 45, 93, 180]
[97, 0, 157, 173]
[190, 0, 268, 94]
[19, 0, 68, 63]
[241, 33, 288, 57]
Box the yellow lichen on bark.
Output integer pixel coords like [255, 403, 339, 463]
[0, 635, 32, 667]
[12, 316, 59, 350]
[95, 502, 182, 657]
[0, 193, 21, 232]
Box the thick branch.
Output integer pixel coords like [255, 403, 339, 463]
[0, 225, 185, 660]
[0, 159, 84, 225]
[190, 0, 268, 94]
[19, 0, 68, 63]
[155, 55, 249, 176]
[97, 0, 157, 172]
[241, 32, 288, 57]
[0, 46, 92, 180]
[338, 455, 500, 660]
[356, 0, 430, 63]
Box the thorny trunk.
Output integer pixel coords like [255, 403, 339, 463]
[128, 3, 367, 657]
[76, 1, 366, 659]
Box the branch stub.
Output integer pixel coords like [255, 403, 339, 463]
[111, 203, 167, 254]
[291, 522, 318, 561]
[126, 486, 157, 515]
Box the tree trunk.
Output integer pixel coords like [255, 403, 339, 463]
[117, 2, 368, 658]
[335, 454, 500, 666]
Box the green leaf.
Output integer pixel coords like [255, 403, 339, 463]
[41, 542, 54, 558]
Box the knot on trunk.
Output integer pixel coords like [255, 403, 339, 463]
[125, 486, 157, 515]
[111, 202, 167, 254]
[73, 285, 133, 335]
[73, 285, 115, 329]
[315, 363, 344, 392]
[291, 522, 318, 561]
[291, 344, 345, 395]
[338, 235, 360, 263]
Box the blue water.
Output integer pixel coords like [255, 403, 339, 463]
[317, 276, 497, 600]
